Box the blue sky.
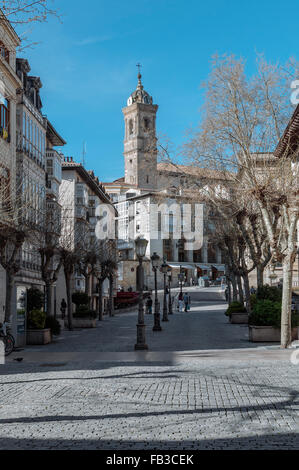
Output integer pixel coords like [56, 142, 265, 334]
[17, 0, 298, 182]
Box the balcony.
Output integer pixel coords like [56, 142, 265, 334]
[118, 240, 134, 251]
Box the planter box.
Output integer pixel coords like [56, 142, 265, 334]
[72, 318, 97, 328]
[27, 329, 52, 345]
[249, 325, 298, 342]
[57, 319, 65, 331]
[230, 312, 249, 324]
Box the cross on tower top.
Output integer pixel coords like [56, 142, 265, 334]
[136, 63, 142, 75]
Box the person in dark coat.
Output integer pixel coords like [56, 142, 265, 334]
[146, 295, 153, 314]
[60, 299, 67, 318]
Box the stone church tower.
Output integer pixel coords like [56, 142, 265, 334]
[122, 71, 158, 190]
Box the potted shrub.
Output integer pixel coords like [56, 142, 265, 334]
[72, 292, 89, 310]
[249, 299, 299, 342]
[45, 316, 61, 337]
[27, 310, 52, 345]
[71, 292, 96, 328]
[256, 285, 282, 302]
[225, 301, 248, 324]
[27, 287, 44, 311]
[73, 305, 97, 328]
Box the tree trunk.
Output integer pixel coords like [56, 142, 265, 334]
[256, 264, 264, 288]
[228, 281, 232, 304]
[231, 273, 238, 301]
[45, 281, 52, 317]
[237, 274, 244, 304]
[281, 256, 293, 348]
[4, 271, 14, 323]
[65, 273, 73, 331]
[85, 273, 89, 296]
[108, 275, 114, 317]
[98, 279, 103, 321]
[242, 272, 251, 313]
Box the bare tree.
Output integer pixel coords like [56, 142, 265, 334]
[1, 1, 59, 24]
[0, 1, 60, 52]
[184, 54, 299, 348]
[96, 239, 118, 320]
[0, 227, 25, 322]
[29, 195, 63, 317]
[0, 165, 32, 322]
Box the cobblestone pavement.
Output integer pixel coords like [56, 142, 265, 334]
[0, 288, 298, 450]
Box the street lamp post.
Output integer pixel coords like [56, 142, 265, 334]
[178, 265, 184, 295]
[151, 252, 162, 332]
[167, 268, 173, 315]
[161, 260, 169, 322]
[134, 237, 148, 351]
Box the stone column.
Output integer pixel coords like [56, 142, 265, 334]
[217, 246, 222, 264]
[202, 238, 208, 263]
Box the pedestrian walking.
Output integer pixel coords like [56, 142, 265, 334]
[184, 292, 191, 312]
[60, 298, 67, 319]
[146, 295, 153, 314]
[178, 291, 184, 312]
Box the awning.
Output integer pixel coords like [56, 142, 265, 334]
[196, 264, 210, 270]
[212, 265, 226, 271]
[166, 262, 195, 270]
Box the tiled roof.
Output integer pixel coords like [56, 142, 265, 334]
[157, 162, 230, 179]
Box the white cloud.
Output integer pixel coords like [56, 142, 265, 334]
[74, 36, 113, 46]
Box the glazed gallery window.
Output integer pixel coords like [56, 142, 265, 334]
[46, 158, 53, 176]
[23, 112, 46, 165]
[0, 94, 9, 132]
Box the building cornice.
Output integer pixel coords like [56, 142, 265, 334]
[0, 11, 21, 46]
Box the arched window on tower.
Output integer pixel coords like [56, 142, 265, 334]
[129, 119, 134, 135]
[143, 118, 150, 131]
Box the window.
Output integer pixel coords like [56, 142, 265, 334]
[169, 212, 174, 234]
[193, 249, 202, 263]
[0, 42, 9, 63]
[129, 119, 134, 135]
[0, 95, 9, 133]
[163, 239, 173, 261]
[47, 159, 53, 176]
[208, 243, 217, 264]
[30, 120, 33, 154]
[143, 118, 150, 131]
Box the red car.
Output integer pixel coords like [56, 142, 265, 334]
[115, 291, 139, 309]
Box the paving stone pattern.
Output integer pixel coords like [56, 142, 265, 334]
[0, 288, 298, 450]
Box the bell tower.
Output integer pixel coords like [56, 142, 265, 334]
[123, 67, 158, 190]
